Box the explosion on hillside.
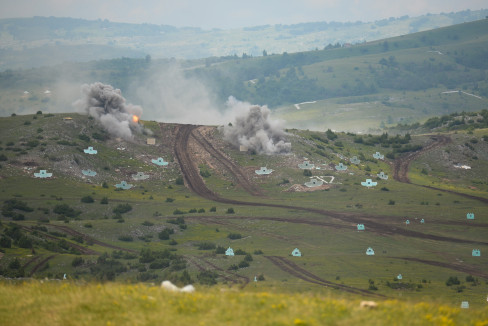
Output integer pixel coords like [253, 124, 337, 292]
[224, 98, 291, 154]
[73, 82, 146, 140]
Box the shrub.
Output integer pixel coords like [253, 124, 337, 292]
[165, 197, 174, 203]
[228, 264, 238, 271]
[100, 197, 108, 204]
[226, 208, 235, 214]
[173, 209, 185, 215]
[210, 206, 217, 212]
[149, 259, 170, 269]
[0, 236, 12, 248]
[53, 204, 80, 218]
[227, 233, 242, 240]
[198, 208, 205, 213]
[118, 235, 133, 242]
[253, 249, 264, 255]
[215, 246, 226, 254]
[81, 195, 94, 203]
[303, 169, 312, 177]
[175, 176, 184, 185]
[238, 260, 250, 268]
[388, 200, 395, 205]
[197, 270, 218, 285]
[142, 221, 154, 226]
[71, 257, 84, 267]
[244, 254, 253, 262]
[200, 169, 211, 178]
[113, 203, 132, 214]
[198, 242, 216, 250]
[158, 229, 174, 240]
[83, 223, 93, 228]
[446, 276, 460, 286]
[188, 208, 197, 213]
[78, 134, 90, 142]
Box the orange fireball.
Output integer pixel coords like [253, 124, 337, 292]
[132, 115, 139, 123]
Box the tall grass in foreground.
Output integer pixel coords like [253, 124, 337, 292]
[0, 281, 487, 326]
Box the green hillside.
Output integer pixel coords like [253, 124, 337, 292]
[0, 112, 487, 311]
[1, 10, 487, 70]
[1, 19, 487, 133]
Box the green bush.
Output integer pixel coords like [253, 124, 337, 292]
[72, 257, 84, 267]
[197, 270, 218, 285]
[113, 204, 132, 214]
[118, 235, 133, 242]
[446, 276, 460, 286]
[227, 233, 242, 240]
[81, 195, 94, 203]
[175, 176, 184, 185]
[226, 208, 235, 214]
[198, 242, 216, 250]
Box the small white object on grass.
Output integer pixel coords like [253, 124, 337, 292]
[161, 280, 195, 293]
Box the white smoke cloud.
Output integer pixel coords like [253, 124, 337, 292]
[73, 82, 144, 140]
[224, 97, 291, 154]
[134, 64, 233, 125]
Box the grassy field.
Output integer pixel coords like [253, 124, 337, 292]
[0, 113, 487, 321]
[0, 281, 487, 326]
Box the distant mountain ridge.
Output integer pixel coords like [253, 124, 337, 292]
[0, 9, 487, 70]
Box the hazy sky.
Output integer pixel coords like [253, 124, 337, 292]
[0, 0, 486, 29]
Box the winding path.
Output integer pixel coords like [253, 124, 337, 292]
[392, 135, 488, 204]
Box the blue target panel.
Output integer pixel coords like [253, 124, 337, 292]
[298, 161, 314, 169]
[132, 172, 150, 180]
[305, 178, 324, 188]
[34, 170, 52, 178]
[350, 156, 360, 165]
[255, 167, 273, 175]
[373, 152, 384, 160]
[152, 157, 169, 166]
[361, 179, 377, 188]
[83, 146, 97, 154]
[115, 181, 133, 189]
[335, 163, 347, 171]
[82, 169, 97, 177]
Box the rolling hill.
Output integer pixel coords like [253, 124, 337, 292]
[1, 9, 487, 70]
[0, 19, 487, 134]
[0, 111, 487, 310]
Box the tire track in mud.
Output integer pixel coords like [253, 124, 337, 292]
[392, 135, 451, 183]
[21, 225, 98, 255]
[390, 257, 488, 279]
[173, 125, 488, 285]
[173, 125, 488, 246]
[265, 256, 385, 298]
[184, 255, 249, 287]
[187, 215, 488, 246]
[29, 254, 58, 276]
[392, 135, 488, 204]
[201, 257, 250, 288]
[49, 225, 137, 253]
[191, 127, 262, 196]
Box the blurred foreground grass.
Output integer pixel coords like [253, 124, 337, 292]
[0, 281, 487, 326]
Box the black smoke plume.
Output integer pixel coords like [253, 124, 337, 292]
[74, 82, 144, 140]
